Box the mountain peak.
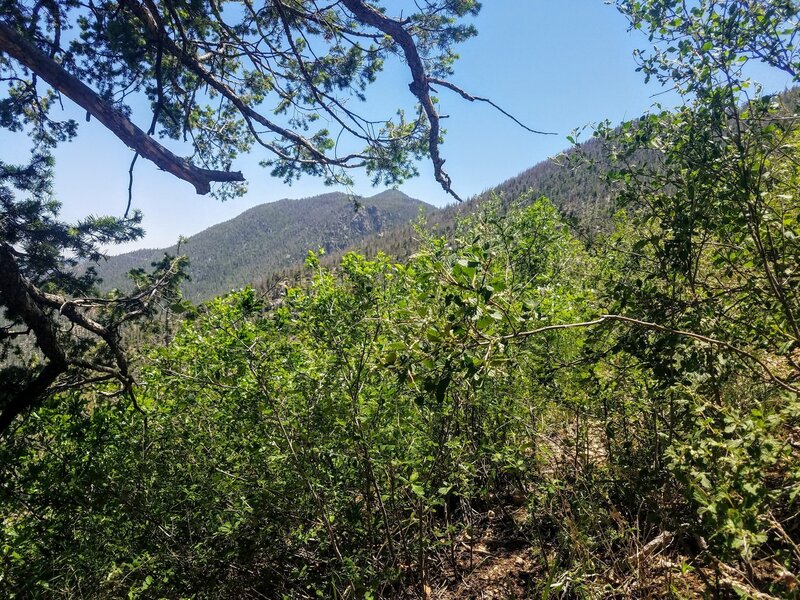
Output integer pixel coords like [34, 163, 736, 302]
[94, 190, 434, 301]
[367, 189, 412, 201]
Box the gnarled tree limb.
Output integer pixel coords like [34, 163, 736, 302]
[0, 238, 184, 436]
[341, 0, 461, 201]
[0, 20, 244, 194]
[0, 243, 66, 434]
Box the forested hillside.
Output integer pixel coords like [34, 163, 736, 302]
[93, 190, 432, 301]
[97, 140, 612, 303]
[256, 137, 617, 292]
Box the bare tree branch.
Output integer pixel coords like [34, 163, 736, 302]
[428, 77, 557, 136]
[492, 314, 800, 395]
[341, 0, 462, 201]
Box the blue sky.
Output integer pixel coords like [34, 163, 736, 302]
[2, 2, 795, 252]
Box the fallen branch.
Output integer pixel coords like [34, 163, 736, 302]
[628, 531, 674, 564]
[715, 561, 782, 600]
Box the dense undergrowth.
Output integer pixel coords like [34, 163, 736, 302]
[2, 1, 800, 597]
[2, 182, 800, 597]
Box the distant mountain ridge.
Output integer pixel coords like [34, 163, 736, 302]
[303, 136, 616, 279]
[96, 137, 616, 303]
[95, 189, 433, 301]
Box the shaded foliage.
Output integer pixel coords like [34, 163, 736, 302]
[0, 155, 188, 436]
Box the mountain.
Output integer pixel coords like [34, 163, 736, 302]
[94, 189, 433, 301]
[301, 136, 616, 280]
[96, 136, 617, 303]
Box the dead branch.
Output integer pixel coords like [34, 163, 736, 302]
[428, 77, 557, 136]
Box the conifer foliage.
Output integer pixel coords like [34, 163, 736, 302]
[0, 0, 484, 198]
[0, 155, 187, 435]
